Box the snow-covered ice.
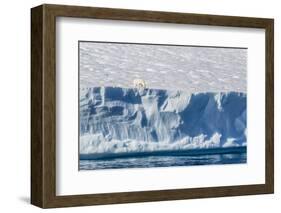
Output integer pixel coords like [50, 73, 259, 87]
[79, 42, 247, 93]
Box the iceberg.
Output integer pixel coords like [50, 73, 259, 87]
[79, 87, 247, 157]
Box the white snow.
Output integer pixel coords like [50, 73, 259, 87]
[79, 42, 247, 93]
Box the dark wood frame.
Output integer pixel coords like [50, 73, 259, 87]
[31, 4, 274, 208]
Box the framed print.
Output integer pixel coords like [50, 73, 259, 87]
[31, 4, 274, 208]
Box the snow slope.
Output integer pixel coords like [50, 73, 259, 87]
[80, 42, 247, 93]
[80, 87, 247, 155]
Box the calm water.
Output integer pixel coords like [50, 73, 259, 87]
[79, 153, 246, 170]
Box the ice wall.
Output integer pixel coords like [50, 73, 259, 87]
[80, 87, 247, 154]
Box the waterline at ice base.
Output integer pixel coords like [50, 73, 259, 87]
[79, 86, 247, 170]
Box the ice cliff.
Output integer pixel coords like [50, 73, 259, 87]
[80, 87, 247, 155]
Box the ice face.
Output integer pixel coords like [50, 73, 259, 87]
[80, 87, 246, 155]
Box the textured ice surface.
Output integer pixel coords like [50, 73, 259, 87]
[80, 87, 247, 155]
[79, 42, 247, 93]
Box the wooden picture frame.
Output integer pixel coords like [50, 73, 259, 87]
[31, 4, 274, 208]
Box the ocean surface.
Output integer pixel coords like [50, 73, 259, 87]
[79, 152, 246, 170]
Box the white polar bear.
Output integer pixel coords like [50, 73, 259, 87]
[133, 78, 146, 90]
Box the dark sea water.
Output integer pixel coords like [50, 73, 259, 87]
[79, 152, 246, 170]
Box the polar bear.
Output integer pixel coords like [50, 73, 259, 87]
[133, 78, 146, 90]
